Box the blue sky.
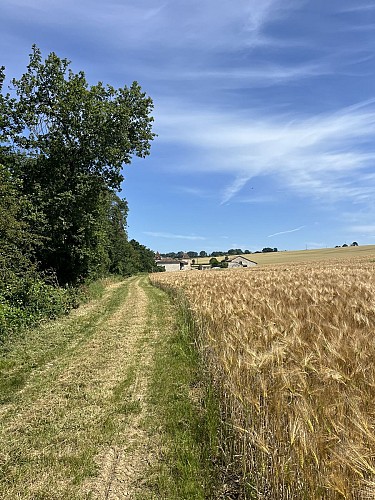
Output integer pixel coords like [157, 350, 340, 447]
[1, 0, 375, 253]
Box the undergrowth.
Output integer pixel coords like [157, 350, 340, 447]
[0, 272, 109, 341]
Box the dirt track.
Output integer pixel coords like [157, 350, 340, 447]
[0, 276, 169, 499]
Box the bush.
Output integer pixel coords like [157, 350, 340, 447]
[0, 275, 81, 341]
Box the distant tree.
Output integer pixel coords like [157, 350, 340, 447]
[351, 241, 359, 246]
[104, 192, 129, 276]
[199, 250, 207, 257]
[177, 251, 184, 259]
[262, 247, 274, 253]
[128, 239, 160, 273]
[165, 252, 177, 259]
[228, 248, 243, 255]
[220, 260, 228, 268]
[209, 257, 219, 267]
[342, 244, 348, 248]
[273, 248, 278, 252]
[187, 251, 198, 258]
[335, 245, 341, 248]
[211, 251, 223, 257]
[244, 249, 251, 254]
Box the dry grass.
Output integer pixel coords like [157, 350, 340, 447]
[150, 257, 375, 499]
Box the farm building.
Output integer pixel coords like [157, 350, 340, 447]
[228, 256, 257, 268]
[155, 258, 190, 272]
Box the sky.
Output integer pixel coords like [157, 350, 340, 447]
[1, 0, 375, 253]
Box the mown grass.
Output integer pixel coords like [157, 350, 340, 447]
[142, 280, 222, 499]
[0, 277, 124, 406]
[1, 275, 224, 499]
[0, 278, 136, 499]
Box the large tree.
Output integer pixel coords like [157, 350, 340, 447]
[2, 46, 155, 283]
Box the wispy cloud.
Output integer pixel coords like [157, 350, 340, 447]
[4, 0, 289, 50]
[340, 4, 375, 13]
[144, 231, 206, 241]
[348, 225, 375, 234]
[181, 62, 332, 86]
[156, 99, 375, 204]
[221, 176, 251, 204]
[268, 226, 305, 237]
[174, 186, 213, 199]
[237, 195, 276, 204]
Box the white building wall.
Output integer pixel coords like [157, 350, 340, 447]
[156, 262, 181, 272]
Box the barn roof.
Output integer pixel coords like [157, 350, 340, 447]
[156, 259, 180, 264]
[227, 255, 257, 264]
[156, 259, 188, 265]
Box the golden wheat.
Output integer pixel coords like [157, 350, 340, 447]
[150, 258, 375, 499]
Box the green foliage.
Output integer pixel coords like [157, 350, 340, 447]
[210, 251, 224, 257]
[128, 239, 161, 274]
[0, 275, 81, 340]
[3, 45, 155, 285]
[187, 251, 198, 258]
[9, 45, 154, 185]
[228, 248, 243, 255]
[0, 47, 157, 338]
[209, 257, 219, 268]
[0, 163, 71, 338]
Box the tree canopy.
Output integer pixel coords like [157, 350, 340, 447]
[1, 46, 156, 285]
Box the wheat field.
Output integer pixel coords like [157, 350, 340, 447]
[150, 258, 375, 499]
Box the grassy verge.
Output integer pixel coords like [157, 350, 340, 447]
[0, 273, 121, 342]
[143, 280, 222, 499]
[0, 277, 126, 404]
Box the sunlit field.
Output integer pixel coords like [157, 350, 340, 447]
[194, 244, 375, 267]
[150, 257, 375, 499]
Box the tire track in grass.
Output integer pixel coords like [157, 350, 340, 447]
[86, 276, 161, 499]
[0, 275, 218, 499]
[0, 277, 158, 499]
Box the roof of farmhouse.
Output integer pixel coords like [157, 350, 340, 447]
[156, 258, 187, 264]
[227, 255, 258, 264]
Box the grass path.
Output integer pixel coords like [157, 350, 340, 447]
[0, 276, 218, 499]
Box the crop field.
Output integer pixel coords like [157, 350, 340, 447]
[150, 257, 375, 499]
[194, 244, 375, 267]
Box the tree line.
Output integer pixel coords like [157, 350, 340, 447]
[161, 248, 278, 259]
[161, 243, 361, 260]
[0, 46, 159, 336]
